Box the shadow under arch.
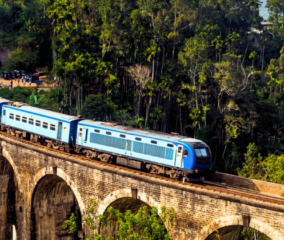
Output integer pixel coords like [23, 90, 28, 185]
[0, 155, 18, 240]
[2, 148, 22, 189]
[28, 167, 86, 216]
[195, 215, 282, 240]
[31, 174, 83, 240]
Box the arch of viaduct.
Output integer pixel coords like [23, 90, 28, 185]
[0, 134, 283, 240]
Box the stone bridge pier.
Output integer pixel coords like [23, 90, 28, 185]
[0, 134, 283, 239]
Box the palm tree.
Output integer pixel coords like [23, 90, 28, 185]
[28, 93, 44, 107]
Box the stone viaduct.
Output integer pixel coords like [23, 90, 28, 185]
[0, 133, 283, 240]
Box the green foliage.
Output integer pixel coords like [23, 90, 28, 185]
[62, 213, 78, 234]
[0, 86, 32, 102]
[63, 199, 174, 240]
[114, 110, 131, 125]
[238, 143, 284, 184]
[0, 87, 64, 112]
[3, 0, 284, 181]
[5, 48, 37, 70]
[240, 227, 271, 240]
[0, 0, 52, 69]
[150, 106, 165, 130]
[80, 95, 117, 121]
[28, 93, 45, 107]
[107, 205, 174, 240]
[128, 117, 145, 129]
[258, 154, 284, 184]
[238, 143, 263, 179]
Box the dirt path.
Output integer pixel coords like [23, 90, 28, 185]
[0, 76, 56, 88]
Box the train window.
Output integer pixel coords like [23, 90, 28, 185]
[94, 129, 100, 133]
[9, 113, 14, 120]
[151, 140, 157, 144]
[36, 120, 41, 127]
[167, 144, 174, 148]
[16, 115, 20, 121]
[194, 149, 201, 157]
[79, 128, 82, 131]
[29, 118, 34, 125]
[78, 132, 82, 137]
[183, 150, 188, 157]
[50, 124, 56, 131]
[106, 131, 111, 135]
[43, 122, 48, 129]
[135, 137, 141, 141]
[200, 148, 208, 157]
[120, 134, 126, 138]
[22, 117, 27, 123]
[178, 147, 182, 153]
[3, 110, 5, 116]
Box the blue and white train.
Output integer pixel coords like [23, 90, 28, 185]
[0, 99, 212, 181]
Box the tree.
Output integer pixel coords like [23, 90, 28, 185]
[150, 106, 165, 130]
[249, 51, 257, 67]
[80, 95, 116, 121]
[240, 227, 271, 240]
[258, 154, 284, 184]
[128, 64, 151, 119]
[63, 199, 175, 240]
[114, 109, 131, 125]
[28, 93, 44, 107]
[238, 142, 263, 179]
[178, 35, 210, 129]
[266, 0, 284, 23]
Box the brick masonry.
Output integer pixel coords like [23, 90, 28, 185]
[0, 135, 283, 240]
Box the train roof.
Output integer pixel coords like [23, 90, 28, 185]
[4, 102, 80, 122]
[0, 98, 11, 104]
[79, 120, 202, 142]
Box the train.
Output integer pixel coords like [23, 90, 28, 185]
[0, 98, 212, 181]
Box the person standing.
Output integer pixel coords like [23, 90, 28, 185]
[10, 80, 13, 89]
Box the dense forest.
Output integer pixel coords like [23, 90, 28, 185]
[2, 0, 284, 178]
[2, 0, 284, 238]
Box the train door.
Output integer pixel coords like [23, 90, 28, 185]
[78, 127, 83, 144]
[175, 145, 183, 167]
[125, 138, 132, 155]
[2, 108, 6, 124]
[57, 122, 62, 140]
[82, 128, 88, 143]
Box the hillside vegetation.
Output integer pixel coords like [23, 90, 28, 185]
[1, 0, 284, 184]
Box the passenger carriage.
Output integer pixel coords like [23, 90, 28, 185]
[0, 102, 81, 151]
[76, 120, 211, 180]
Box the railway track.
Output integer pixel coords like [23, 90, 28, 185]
[1, 130, 284, 207]
[202, 181, 284, 205]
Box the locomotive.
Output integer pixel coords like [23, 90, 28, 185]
[0, 99, 212, 181]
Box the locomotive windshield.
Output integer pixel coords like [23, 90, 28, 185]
[194, 148, 208, 157]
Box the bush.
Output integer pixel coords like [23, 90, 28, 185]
[80, 94, 116, 121]
[5, 48, 37, 70]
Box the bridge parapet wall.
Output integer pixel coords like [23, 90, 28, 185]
[207, 172, 284, 197]
[0, 135, 283, 239]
